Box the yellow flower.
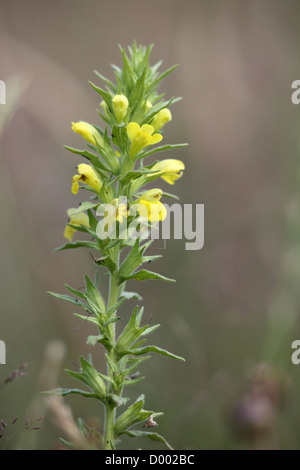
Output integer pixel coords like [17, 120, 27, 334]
[71, 164, 102, 194]
[64, 210, 90, 241]
[151, 159, 185, 185]
[135, 188, 163, 203]
[112, 94, 129, 123]
[136, 200, 167, 222]
[127, 122, 163, 158]
[150, 109, 172, 132]
[72, 121, 104, 146]
[133, 188, 167, 222]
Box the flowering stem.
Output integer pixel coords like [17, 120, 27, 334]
[50, 43, 186, 451]
[103, 386, 116, 450]
[104, 261, 119, 450]
[104, 402, 115, 450]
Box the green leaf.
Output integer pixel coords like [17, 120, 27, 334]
[67, 202, 99, 215]
[47, 291, 87, 309]
[121, 376, 145, 386]
[89, 82, 113, 109]
[139, 143, 188, 159]
[64, 145, 112, 172]
[107, 394, 130, 408]
[103, 316, 122, 328]
[119, 239, 141, 279]
[87, 334, 107, 346]
[162, 191, 180, 200]
[73, 313, 99, 325]
[107, 299, 125, 318]
[89, 254, 117, 273]
[141, 324, 161, 337]
[94, 70, 117, 93]
[64, 284, 86, 300]
[87, 209, 99, 232]
[115, 306, 147, 355]
[119, 345, 185, 362]
[122, 430, 173, 450]
[122, 356, 151, 380]
[55, 241, 99, 252]
[120, 269, 176, 284]
[120, 291, 143, 301]
[44, 388, 98, 399]
[66, 356, 107, 402]
[121, 48, 136, 92]
[112, 124, 129, 154]
[114, 399, 153, 437]
[129, 67, 147, 113]
[105, 353, 117, 374]
[84, 275, 106, 315]
[146, 64, 178, 95]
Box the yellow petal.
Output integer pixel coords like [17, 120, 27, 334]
[71, 175, 80, 194]
[76, 164, 102, 192]
[140, 124, 155, 134]
[136, 188, 163, 203]
[127, 122, 140, 141]
[160, 172, 183, 185]
[149, 133, 163, 146]
[137, 200, 167, 222]
[64, 225, 75, 241]
[72, 121, 103, 146]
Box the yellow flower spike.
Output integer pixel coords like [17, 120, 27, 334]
[71, 163, 102, 194]
[72, 121, 104, 146]
[151, 159, 185, 185]
[64, 211, 90, 241]
[150, 108, 172, 132]
[127, 122, 163, 158]
[112, 94, 129, 123]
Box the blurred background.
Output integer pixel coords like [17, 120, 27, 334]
[1, 0, 300, 450]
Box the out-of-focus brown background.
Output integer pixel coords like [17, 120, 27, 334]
[1, 0, 300, 450]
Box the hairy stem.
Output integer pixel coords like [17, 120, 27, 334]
[103, 262, 119, 450]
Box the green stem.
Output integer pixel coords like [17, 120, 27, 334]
[104, 402, 115, 450]
[103, 262, 119, 450]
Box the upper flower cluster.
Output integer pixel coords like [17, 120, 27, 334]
[63, 43, 186, 241]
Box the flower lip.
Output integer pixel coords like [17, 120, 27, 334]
[151, 159, 185, 185]
[71, 163, 102, 194]
[127, 122, 163, 158]
[64, 210, 90, 241]
[135, 199, 167, 222]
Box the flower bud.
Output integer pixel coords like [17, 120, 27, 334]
[150, 108, 172, 132]
[72, 121, 104, 146]
[112, 94, 129, 123]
